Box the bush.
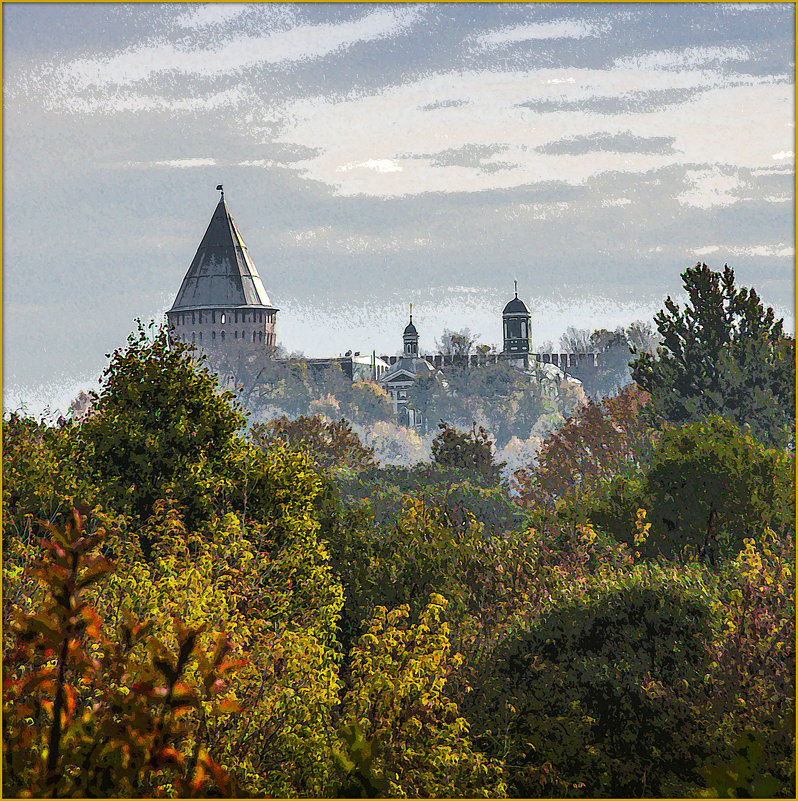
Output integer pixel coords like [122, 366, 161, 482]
[470, 564, 720, 797]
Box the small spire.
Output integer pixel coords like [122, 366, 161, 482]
[514, 279, 518, 299]
[409, 302, 413, 323]
[216, 183, 224, 201]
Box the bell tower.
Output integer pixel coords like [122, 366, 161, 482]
[502, 280, 531, 368]
[403, 304, 419, 357]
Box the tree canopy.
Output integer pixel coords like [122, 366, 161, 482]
[630, 263, 795, 447]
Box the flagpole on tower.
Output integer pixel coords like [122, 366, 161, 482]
[216, 184, 224, 201]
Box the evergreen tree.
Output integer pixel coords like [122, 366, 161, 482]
[630, 263, 795, 447]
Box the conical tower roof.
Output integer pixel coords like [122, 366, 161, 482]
[170, 195, 276, 311]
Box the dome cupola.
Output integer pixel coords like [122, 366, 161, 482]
[403, 304, 419, 357]
[502, 280, 531, 366]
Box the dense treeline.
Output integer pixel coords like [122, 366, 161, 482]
[3, 264, 795, 797]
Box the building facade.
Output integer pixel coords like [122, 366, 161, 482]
[378, 311, 434, 428]
[167, 188, 278, 351]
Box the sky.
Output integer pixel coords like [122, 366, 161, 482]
[3, 2, 795, 415]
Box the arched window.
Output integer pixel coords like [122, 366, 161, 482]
[253, 331, 256, 343]
[192, 312, 195, 325]
[221, 313, 226, 325]
[199, 332, 203, 343]
[221, 331, 225, 342]
[198, 311, 203, 324]
[212, 331, 216, 341]
[234, 331, 238, 340]
[192, 332, 196, 342]
[259, 331, 263, 343]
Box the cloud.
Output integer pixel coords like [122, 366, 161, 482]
[172, 4, 255, 30]
[270, 67, 791, 197]
[153, 157, 217, 168]
[772, 150, 795, 160]
[602, 197, 632, 207]
[677, 168, 744, 209]
[337, 159, 403, 174]
[284, 225, 431, 255]
[692, 243, 794, 258]
[31, 6, 423, 93]
[124, 157, 218, 168]
[517, 87, 705, 115]
[473, 19, 605, 48]
[693, 245, 721, 256]
[536, 132, 676, 156]
[613, 44, 753, 72]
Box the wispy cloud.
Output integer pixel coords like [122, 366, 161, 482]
[693, 243, 794, 257]
[473, 19, 605, 48]
[614, 44, 754, 71]
[172, 3, 260, 30]
[32, 5, 424, 92]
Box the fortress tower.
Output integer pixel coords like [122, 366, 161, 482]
[167, 187, 278, 352]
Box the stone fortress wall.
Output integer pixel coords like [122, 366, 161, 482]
[377, 350, 602, 382]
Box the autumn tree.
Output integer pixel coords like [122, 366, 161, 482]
[514, 384, 652, 509]
[252, 415, 377, 472]
[432, 421, 505, 481]
[630, 263, 795, 447]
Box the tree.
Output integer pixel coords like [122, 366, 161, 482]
[471, 565, 719, 797]
[408, 363, 551, 446]
[77, 323, 247, 542]
[431, 421, 505, 481]
[341, 595, 505, 797]
[559, 326, 593, 354]
[630, 263, 795, 448]
[590, 416, 795, 565]
[625, 319, 658, 354]
[252, 415, 377, 473]
[514, 384, 653, 509]
[436, 327, 479, 357]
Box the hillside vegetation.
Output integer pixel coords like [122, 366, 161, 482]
[3, 264, 795, 797]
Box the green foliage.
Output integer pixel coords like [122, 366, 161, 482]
[77, 323, 246, 541]
[590, 416, 795, 564]
[2, 414, 96, 543]
[708, 529, 795, 796]
[472, 564, 720, 797]
[342, 595, 505, 797]
[700, 730, 783, 798]
[630, 263, 795, 447]
[252, 414, 377, 473]
[432, 421, 505, 481]
[3, 298, 795, 798]
[332, 723, 389, 798]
